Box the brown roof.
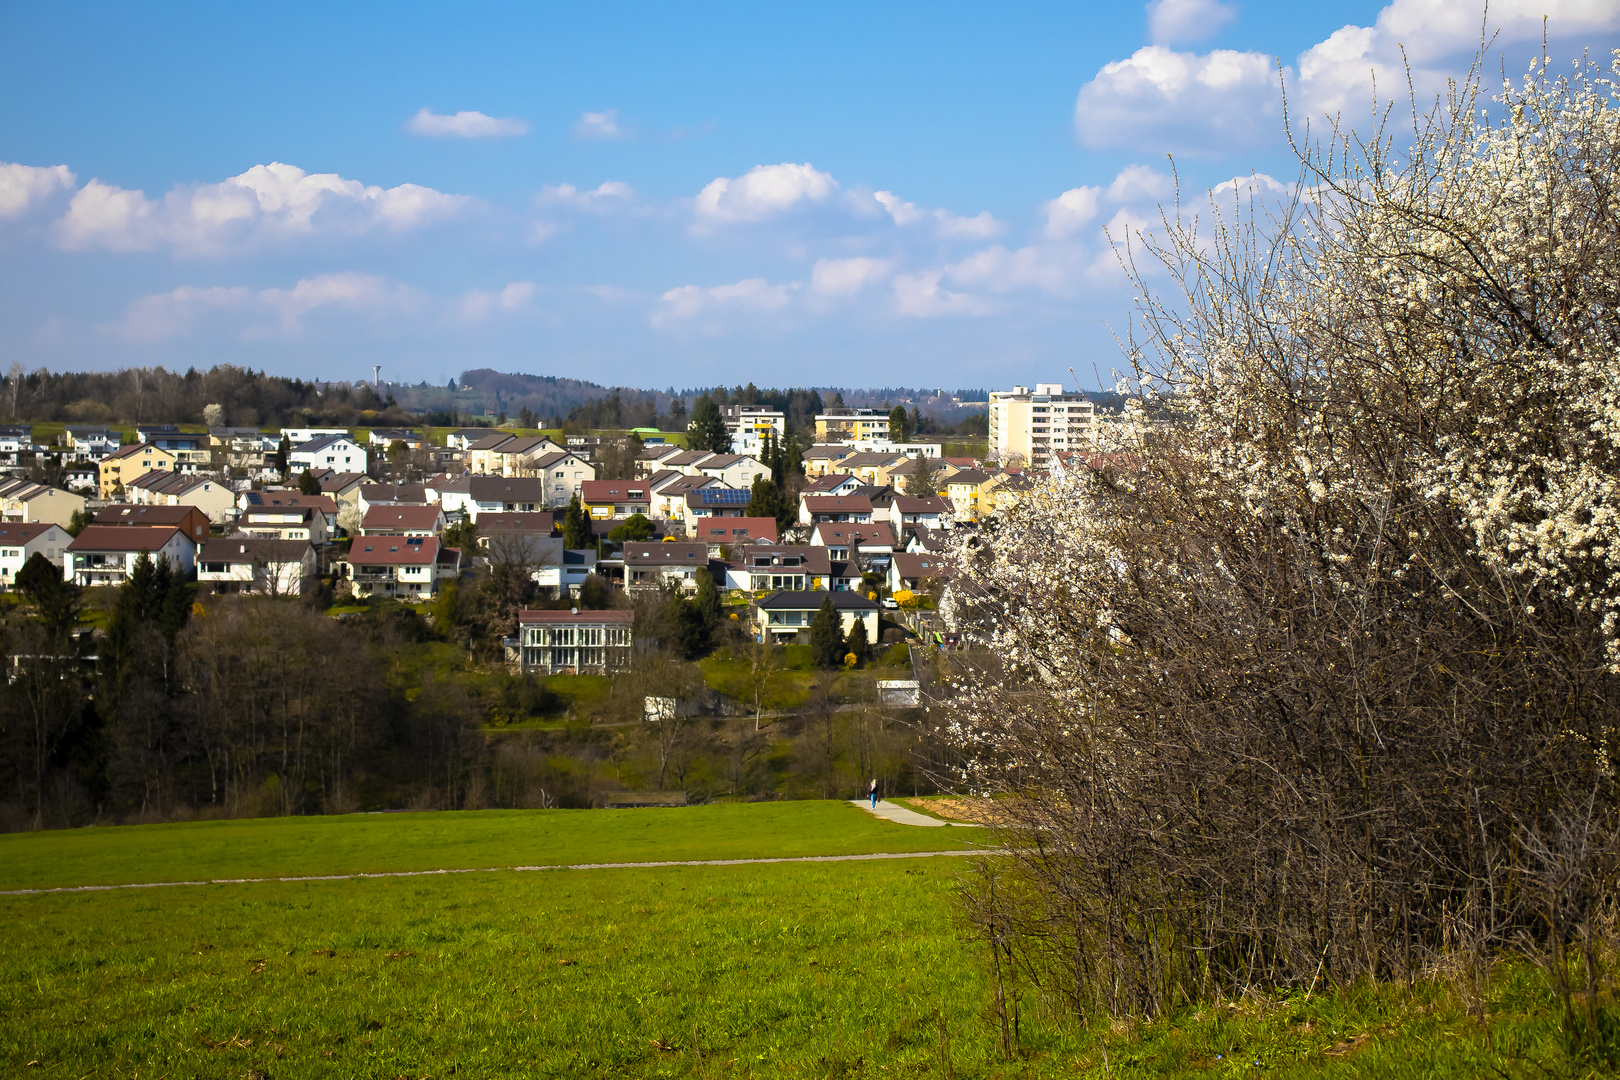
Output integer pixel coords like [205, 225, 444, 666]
[801, 473, 857, 493]
[695, 517, 778, 542]
[518, 608, 634, 624]
[360, 505, 444, 531]
[803, 495, 872, 512]
[813, 522, 897, 548]
[478, 512, 558, 534]
[199, 538, 312, 564]
[728, 544, 833, 575]
[891, 552, 952, 581]
[581, 481, 649, 502]
[357, 483, 428, 504]
[347, 536, 446, 566]
[0, 522, 61, 544]
[892, 496, 952, 514]
[622, 541, 708, 566]
[68, 524, 184, 552]
[96, 504, 205, 526]
[245, 491, 339, 514]
[101, 442, 168, 463]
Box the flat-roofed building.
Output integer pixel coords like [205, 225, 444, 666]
[516, 608, 634, 674]
[988, 383, 1097, 468]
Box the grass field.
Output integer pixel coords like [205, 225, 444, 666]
[0, 802, 979, 892]
[2, 805, 1613, 1078]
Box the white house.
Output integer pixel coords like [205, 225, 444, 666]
[65, 525, 196, 586]
[280, 427, 351, 446]
[622, 541, 710, 593]
[289, 434, 368, 474]
[690, 453, 769, 489]
[516, 608, 634, 674]
[0, 522, 71, 590]
[753, 591, 879, 645]
[197, 538, 317, 595]
[346, 536, 461, 601]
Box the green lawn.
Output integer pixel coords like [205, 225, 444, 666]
[0, 802, 980, 892]
[2, 806, 1614, 1077]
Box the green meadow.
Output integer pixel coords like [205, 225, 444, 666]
[1, 804, 1611, 1078]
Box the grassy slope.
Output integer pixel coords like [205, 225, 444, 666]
[1, 857, 1603, 1078]
[0, 802, 980, 891]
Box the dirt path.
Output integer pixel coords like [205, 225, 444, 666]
[850, 799, 983, 828]
[0, 848, 1001, 898]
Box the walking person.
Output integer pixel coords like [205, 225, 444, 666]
[869, 778, 878, 809]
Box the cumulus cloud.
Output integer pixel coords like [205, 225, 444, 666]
[458, 281, 536, 322]
[574, 110, 623, 139]
[1043, 186, 1101, 239]
[1076, 45, 1281, 152]
[405, 108, 529, 138]
[874, 190, 1004, 239]
[1078, 0, 1620, 156]
[537, 181, 635, 210]
[0, 162, 76, 218]
[811, 257, 893, 296]
[115, 272, 423, 341]
[653, 277, 799, 327]
[694, 163, 837, 223]
[1107, 164, 1176, 203]
[1147, 0, 1237, 45]
[53, 162, 470, 254]
[891, 271, 993, 318]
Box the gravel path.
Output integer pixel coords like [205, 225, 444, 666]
[852, 799, 984, 827]
[0, 848, 999, 898]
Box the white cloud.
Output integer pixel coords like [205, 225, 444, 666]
[458, 281, 536, 322]
[694, 163, 838, 223]
[1107, 164, 1176, 203]
[1147, 0, 1237, 45]
[574, 110, 623, 139]
[874, 190, 1005, 239]
[405, 108, 529, 138]
[653, 277, 799, 327]
[891, 271, 993, 318]
[1076, 45, 1281, 152]
[811, 257, 893, 296]
[537, 181, 635, 210]
[115, 272, 422, 341]
[1079, 0, 1620, 156]
[0, 162, 76, 218]
[947, 245, 1079, 294]
[53, 162, 470, 253]
[1043, 186, 1101, 239]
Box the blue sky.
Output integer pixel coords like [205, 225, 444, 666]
[1, 1, 1614, 392]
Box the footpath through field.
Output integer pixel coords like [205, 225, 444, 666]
[851, 798, 982, 827]
[0, 847, 999, 897]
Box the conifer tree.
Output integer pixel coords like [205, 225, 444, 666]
[563, 494, 593, 549]
[810, 596, 844, 669]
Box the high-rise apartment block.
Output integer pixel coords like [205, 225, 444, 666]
[988, 384, 1095, 467]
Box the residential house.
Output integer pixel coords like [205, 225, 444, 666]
[718, 405, 785, 441]
[360, 504, 446, 537]
[366, 428, 426, 449]
[94, 504, 212, 546]
[280, 427, 350, 446]
[581, 480, 651, 520]
[0, 425, 35, 467]
[63, 464, 98, 491]
[464, 476, 546, 521]
[135, 426, 213, 472]
[533, 549, 598, 597]
[887, 552, 952, 594]
[814, 409, 891, 442]
[317, 471, 370, 505]
[0, 479, 86, 528]
[64, 426, 122, 462]
[288, 433, 368, 474]
[988, 383, 1097, 467]
[941, 469, 992, 522]
[197, 538, 317, 595]
[445, 428, 497, 451]
[237, 491, 336, 543]
[427, 473, 474, 517]
[800, 472, 862, 498]
[125, 471, 236, 523]
[754, 591, 879, 644]
[651, 449, 711, 475]
[689, 453, 768, 489]
[811, 522, 897, 561]
[689, 516, 778, 552]
[66, 525, 196, 586]
[467, 434, 567, 476]
[516, 609, 634, 675]
[799, 495, 874, 526]
[623, 541, 711, 593]
[0, 522, 71, 589]
[888, 495, 953, 532]
[346, 536, 460, 601]
[531, 451, 595, 507]
[838, 451, 909, 486]
[355, 483, 429, 514]
[649, 473, 716, 520]
[99, 443, 177, 498]
[724, 544, 831, 592]
[802, 444, 859, 477]
[210, 428, 280, 479]
[683, 487, 752, 523]
[887, 456, 964, 493]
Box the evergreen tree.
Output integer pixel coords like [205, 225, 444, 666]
[693, 569, 722, 645]
[608, 513, 655, 543]
[888, 405, 910, 443]
[65, 508, 90, 537]
[274, 434, 291, 477]
[845, 613, 871, 664]
[16, 552, 82, 639]
[746, 475, 782, 522]
[563, 494, 593, 549]
[298, 469, 321, 495]
[688, 394, 732, 454]
[809, 596, 845, 669]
